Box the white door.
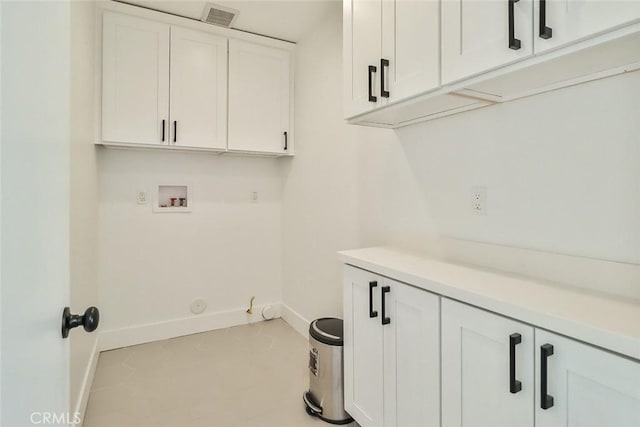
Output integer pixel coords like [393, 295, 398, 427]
[343, 266, 384, 427]
[343, 0, 383, 118]
[228, 39, 291, 154]
[535, 330, 640, 427]
[442, 299, 535, 427]
[441, 0, 534, 84]
[1, 1, 71, 425]
[382, 279, 440, 427]
[534, 0, 640, 53]
[102, 12, 170, 145]
[381, 0, 440, 104]
[170, 27, 227, 149]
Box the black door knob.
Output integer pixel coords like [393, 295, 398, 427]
[61, 306, 100, 339]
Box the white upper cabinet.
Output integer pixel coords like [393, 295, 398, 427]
[535, 329, 640, 427]
[381, 0, 440, 103]
[100, 8, 295, 155]
[169, 27, 227, 150]
[442, 0, 534, 84]
[346, 0, 640, 127]
[102, 12, 170, 145]
[228, 39, 292, 155]
[344, 0, 383, 118]
[442, 299, 535, 427]
[533, 0, 640, 53]
[344, 0, 440, 118]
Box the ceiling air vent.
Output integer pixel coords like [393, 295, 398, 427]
[201, 3, 239, 28]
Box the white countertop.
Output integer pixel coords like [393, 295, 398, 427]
[338, 246, 640, 361]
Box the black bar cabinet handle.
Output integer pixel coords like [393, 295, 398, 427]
[173, 120, 177, 143]
[369, 281, 378, 318]
[539, 0, 553, 39]
[368, 65, 377, 103]
[380, 58, 390, 98]
[509, 333, 522, 393]
[508, 0, 522, 50]
[541, 343, 555, 409]
[381, 286, 390, 325]
[284, 131, 288, 150]
[162, 120, 166, 142]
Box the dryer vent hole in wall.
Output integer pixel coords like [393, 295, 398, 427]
[261, 306, 275, 320]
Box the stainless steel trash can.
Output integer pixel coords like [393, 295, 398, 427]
[303, 318, 353, 425]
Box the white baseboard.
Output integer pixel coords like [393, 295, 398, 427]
[75, 337, 99, 427]
[98, 303, 282, 351]
[280, 303, 310, 339]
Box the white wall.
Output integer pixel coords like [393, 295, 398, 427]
[97, 149, 283, 342]
[0, 1, 3, 418]
[359, 71, 640, 299]
[282, 9, 640, 326]
[70, 0, 100, 418]
[94, 3, 640, 346]
[282, 5, 395, 329]
[364, 72, 640, 264]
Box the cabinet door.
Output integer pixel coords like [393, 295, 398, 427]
[170, 27, 227, 149]
[228, 40, 291, 154]
[343, 266, 384, 427]
[381, 0, 440, 104]
[382, 279, 440, 427]
[344, 0, 383, 118]
[534, 0, 640, 53]
[535, 330, 640, 427]
[102, 12, 169, 144]
[442, 299, 535, 427]
[441, 0, 534, 84]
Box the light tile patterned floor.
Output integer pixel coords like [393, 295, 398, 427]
[83, 319, 356, 427]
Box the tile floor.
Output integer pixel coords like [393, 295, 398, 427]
[83, 319, 356, 427]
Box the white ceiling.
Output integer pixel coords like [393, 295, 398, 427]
[119, 0, 340, 42]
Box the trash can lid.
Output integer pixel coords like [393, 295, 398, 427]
[309, 317, 343, 346]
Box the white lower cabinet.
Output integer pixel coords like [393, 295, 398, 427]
[535, 329, 640, 427]
[442, 298, 535, 427]
[344, 267, 384, 426]
[441, 298, 640, 427]
[343, 266, 440, 427]
[382, 274, 440, 427]
[344, 266, 640, 427]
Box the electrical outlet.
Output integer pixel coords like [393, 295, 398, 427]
[137, 190, 148, 205]
[250, 191, 258, 203]
[471, 187, 487, 215]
